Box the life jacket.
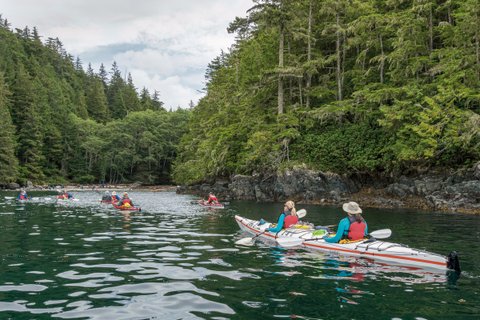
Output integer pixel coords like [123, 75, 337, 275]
[208, 195, 218, 203]
[347, 215, 366, 240]
[121, 198, 132, 205]
[19, 194, 27, 200]
[284, 214, 298, 228]
[111, 195, 118, 201]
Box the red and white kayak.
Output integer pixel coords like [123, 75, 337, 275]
[198, 200, 225, 209]
[235, 215, 460, 272]
[112, 204, 141, 211]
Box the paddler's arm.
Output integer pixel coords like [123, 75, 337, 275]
[267, 214, 285, 233]
[324, 218, 349, 243]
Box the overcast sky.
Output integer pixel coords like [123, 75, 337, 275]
[0, 0, 252, 109]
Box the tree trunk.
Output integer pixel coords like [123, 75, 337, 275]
[476, 11, 480, 81]
[306, 0, 312, 108]
[379, 34, 385, 84]
[428, 6, 433, 51]
[336, 13, 343, 101]
[278, 24, 285, 114]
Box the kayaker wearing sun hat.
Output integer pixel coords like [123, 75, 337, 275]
[323, 201, 368, 243]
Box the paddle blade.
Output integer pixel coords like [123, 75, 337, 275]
[276, 237, 305, 248]
[235, 237, 255, 246]
[370, 229, 392, 239]
[297, 209, 307, 218]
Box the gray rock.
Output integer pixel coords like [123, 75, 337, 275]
[7, 182, 20, 190]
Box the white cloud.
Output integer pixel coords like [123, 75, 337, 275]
[0, 0, 253, 109]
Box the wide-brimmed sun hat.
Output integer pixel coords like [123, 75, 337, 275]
[112, 191, 117, 195]
[342, 201, 362, 214]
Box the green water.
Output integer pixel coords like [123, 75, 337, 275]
[0, 191, 479, 319]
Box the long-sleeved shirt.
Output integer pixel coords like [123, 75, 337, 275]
[267, 212, 287, 233]
[324, 217, 368, 243]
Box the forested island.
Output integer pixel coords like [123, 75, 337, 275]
[174, 0, 479, 213]
[1, 0, 479, 213]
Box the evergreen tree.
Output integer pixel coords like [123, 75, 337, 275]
[0, 72, 18, 183]
[107, 61, 127, 118]
[10, 64, 45, 181]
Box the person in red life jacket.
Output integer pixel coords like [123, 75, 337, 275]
[324, 201, 368, 243]
[267, 200, 298, 233]
[283, 201, 298, 228]
[117, 192, 134, 207]
[111, 191, 121, 202]
[17, 190, 29, 200]
[206, 192, 219, 204]
[57, 190, 74, 199]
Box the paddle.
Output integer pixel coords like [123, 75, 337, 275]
[235, 231, 266, 246]
[276, 228, 392, 248]
[369, 228, 392, 239]
[297, 209, 307, 218]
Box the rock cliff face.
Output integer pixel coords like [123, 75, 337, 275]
[177, 163, 480, 214]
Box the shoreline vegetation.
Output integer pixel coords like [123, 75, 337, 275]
[1, 1, 479, 216]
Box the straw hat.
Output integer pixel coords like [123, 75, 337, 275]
[112, 191, 117, 195]
[342, 201, 362, 214]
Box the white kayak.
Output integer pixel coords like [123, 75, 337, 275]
[235, 215, 460, 273]
[198, 200, 225, 209]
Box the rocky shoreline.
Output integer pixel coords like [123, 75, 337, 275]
[177, 162, 480, 214]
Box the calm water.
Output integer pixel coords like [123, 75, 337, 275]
[0, 191, 479, 320]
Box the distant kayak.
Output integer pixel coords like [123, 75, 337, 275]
[56, 198, 79, 202]
[198, 200, 224, 209]
[112, 203, 141, 211]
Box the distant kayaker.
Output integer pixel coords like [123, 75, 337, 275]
[111, 191, 121, 202]
[324, 202, 368, 243]
[17, 190, 29, 200]
[117, 192, 134, 207]
[267, 200, 298, 233]
[101, 191, 111, 202]
[206, 192, 219, 204]
[58, 190, 74, 199]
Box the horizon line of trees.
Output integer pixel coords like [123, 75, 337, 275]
[0, 15, 190, 186]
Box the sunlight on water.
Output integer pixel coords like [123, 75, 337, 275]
[0, 191, 478, 319]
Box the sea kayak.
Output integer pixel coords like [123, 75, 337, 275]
[56, 198, 79, 202]
[198, 200, 225, 209]
[112, 204, 141, 211]
[100, 199, 113, 204]
[235, 215, 460, 272]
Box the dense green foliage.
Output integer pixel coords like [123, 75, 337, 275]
[0, 17, 189, 185]
[173, 0, 480, 184]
